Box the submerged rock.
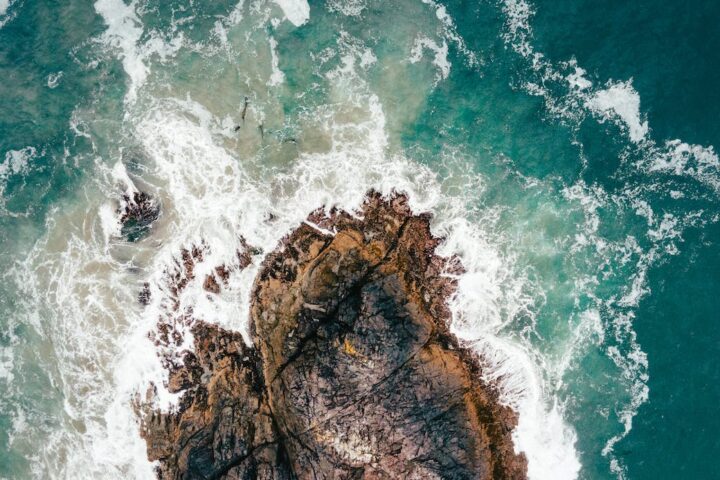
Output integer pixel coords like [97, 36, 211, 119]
[137, 191, 527, 479]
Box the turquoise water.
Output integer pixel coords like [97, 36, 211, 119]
[1, 0, 718, 478]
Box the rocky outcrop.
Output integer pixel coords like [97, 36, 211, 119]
[137, 191, 527, 479]
[119, 190, 160, 242]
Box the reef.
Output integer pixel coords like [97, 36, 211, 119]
[136, 191, 527, 480]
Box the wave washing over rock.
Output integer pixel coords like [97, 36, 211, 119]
[135, 191, 527, 479]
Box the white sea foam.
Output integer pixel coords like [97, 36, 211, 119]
[567, 66, 592, 91]
[93, 0, 146, 102]
[442, 210, 584, 480]
[502, 0, 652, 146]
[94, 0, 184, 103]
[0, 0, 14, 28]
[10, 203, 162, 478]
[649, 140, 720, 193]
[98, 160, 141, 241]
[467, 333, 581, 480]
[409, 35, 451, 83]
[267, 36, 285, 86]
[0, 146, 35, 178]
[498, 4, 719, 473]
[560, 179, 692, 475]
[501, 0, 720, 197]
[421, 0, 479, 68]
[0, 146, 36, 214]
[602, 311, 649, 480]
[0, 346, 14, 383]
[587, 81, 649, 144]
[326, 0, 366, 17]
[47, 72, 64, 89]
[272, 0, 310, 26]
[502, 0, 534, 57]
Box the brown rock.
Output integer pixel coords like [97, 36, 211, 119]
[204, 274, 221, 294]
[136, 322, 292, 480]
[137, 191, 527, 480]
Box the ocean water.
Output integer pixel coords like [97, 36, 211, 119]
[0, 0, 718, 478]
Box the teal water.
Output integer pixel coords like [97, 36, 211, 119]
[1, 0, 718, 478]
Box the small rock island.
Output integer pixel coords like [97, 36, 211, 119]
[136, 192, 527, 479]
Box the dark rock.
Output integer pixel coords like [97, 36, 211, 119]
[203, 274, 221, 294]
[242, 96, 249, 122]
[119, 191, 160, 242]
[237, 237, 256, 270]
[215, 265, 231, 285]
[138, 282, 151, 305]
[137, 191, 527, 480]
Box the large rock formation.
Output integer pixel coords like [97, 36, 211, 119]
[137, 192, 527, 479]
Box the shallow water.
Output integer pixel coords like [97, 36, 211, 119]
[0, 1, 718, 479]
